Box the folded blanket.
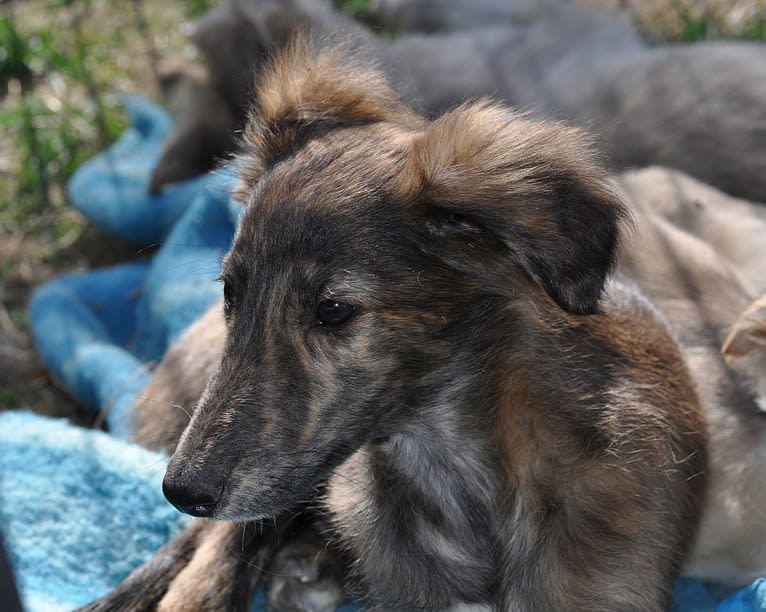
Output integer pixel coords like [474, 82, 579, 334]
[30, 121, 238, 436]
[13, 97, 764, 611]
[0, 411, 189, 612]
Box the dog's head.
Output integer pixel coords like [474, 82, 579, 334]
[162, 38, 627, 520]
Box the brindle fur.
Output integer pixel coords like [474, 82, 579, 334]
[102, 39, 711, 612]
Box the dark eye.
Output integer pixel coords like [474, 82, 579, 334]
[223, 280, 236, 316]
[316, 300, 356, 327]
[447, 212, 481, 232]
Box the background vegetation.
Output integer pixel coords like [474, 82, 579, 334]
[0, 0, 764, 417]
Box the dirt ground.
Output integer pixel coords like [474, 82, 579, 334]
[1, 0, 763, 425]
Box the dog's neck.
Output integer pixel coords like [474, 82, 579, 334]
[366, 290, 635, 542]
[375, 292, 586, 481]
[326, 289, 687, 607]
[327, 295, 604, 607]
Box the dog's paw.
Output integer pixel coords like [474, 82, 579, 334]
[77, 519, 274, 612]
[157, 520, 276, 612]
[266, 531, 345, 612]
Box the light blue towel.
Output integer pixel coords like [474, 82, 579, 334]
[0, 411, 189, 611]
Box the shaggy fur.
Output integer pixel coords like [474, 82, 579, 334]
[95, 40, 710, 612]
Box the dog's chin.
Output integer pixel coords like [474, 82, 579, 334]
[211, 479, 312, 522]
[210, 507, 278, 522]
[210, 497, 291, 522]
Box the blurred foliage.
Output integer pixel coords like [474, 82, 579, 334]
[0, 16, 32, 88]
[0, 11, 124, 254]
[674, 3, 766, 41]
[186, 0, 217, 19]
[620, 0, 766, 42]
[0, 1, 203, 265]
[334, 0, 372, 21]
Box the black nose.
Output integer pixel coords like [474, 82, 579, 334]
[162, 476, 220, 517]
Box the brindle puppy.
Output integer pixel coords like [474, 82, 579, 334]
[83, 40, 709, 611]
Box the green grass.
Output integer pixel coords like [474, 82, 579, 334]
[635, 0, 766, 42]
[0, 13, 127, 252]
[675, 7, 766, 42]
[334, 0, 372, 21]
[0, 387, 21, 410]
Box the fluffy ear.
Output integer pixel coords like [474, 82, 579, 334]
[722, 295, 766, 360]
[235, 36, 416, 201]
[401, 102, 628, 315]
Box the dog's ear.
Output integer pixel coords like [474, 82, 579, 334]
[236, 36, 416, 201]
[401, 102, 628, 315]
[722, 296, 766, 360]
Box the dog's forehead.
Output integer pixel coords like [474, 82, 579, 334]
[242, 130, 404, 224]
[229, 133, 411, 278]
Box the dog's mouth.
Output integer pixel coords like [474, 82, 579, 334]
[178, 449, 343, 522]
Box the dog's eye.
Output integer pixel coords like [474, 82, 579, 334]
[447, 212, 481, 232]
[316, 300, 356, 327]
[223, 281, 236, 316]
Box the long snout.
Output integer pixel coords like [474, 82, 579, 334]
[161, 375, 245, 518]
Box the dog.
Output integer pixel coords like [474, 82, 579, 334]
[81, 38, 713, 611]
[129, 171, 766, 609]
[615, 167, 766, 586]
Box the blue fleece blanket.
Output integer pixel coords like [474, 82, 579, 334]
[6, 97, 764, 611]
[0, 411, 190, 612]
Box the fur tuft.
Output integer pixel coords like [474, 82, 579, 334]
[235, 34, 415, 201]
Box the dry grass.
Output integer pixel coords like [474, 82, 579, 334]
[578, 0, 765, 41]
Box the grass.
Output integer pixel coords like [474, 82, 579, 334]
[608, 0, 766, 42]
[0, 0, 214, 414]
[0, 1, 204, 249]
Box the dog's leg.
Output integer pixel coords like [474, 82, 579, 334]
[76, 520, 206, 612]
[156, 521, 277, 612]
[78, 513, 342, 611]
[78, 519, 282, 612]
